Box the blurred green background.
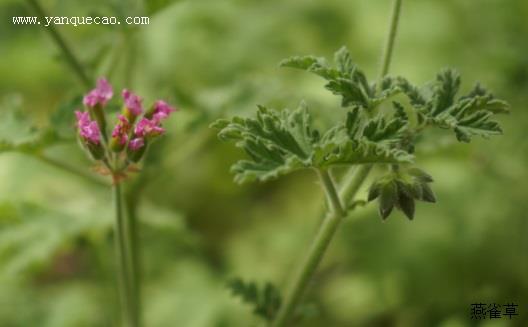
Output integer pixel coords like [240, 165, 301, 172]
[0, 0, 526, 326]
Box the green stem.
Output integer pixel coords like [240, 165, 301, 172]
[338, 164, 373, 206]
[272, 170, 345, 327]
[113, 181, 139, 327]
[272, 1, 403, 326]
[125, 190, 142, 326]
[26, 0, 92, 88]
[377, 0, 403, 84]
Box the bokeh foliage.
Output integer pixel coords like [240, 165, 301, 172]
[0, 0, 526, 326]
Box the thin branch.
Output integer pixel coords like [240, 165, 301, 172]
[26, 0, 92, 88]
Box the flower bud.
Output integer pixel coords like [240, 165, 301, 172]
[144, 100, 177, 120]
[83, 138, 106, 160]
[122, 89, 143, 124]
[83, 78, 113, 141]
[127, 138, 147, 163]
[75, 110, 106, 160]
[110, 115, 130, 152]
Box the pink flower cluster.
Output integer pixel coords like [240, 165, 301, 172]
[75, 77, 177, 157]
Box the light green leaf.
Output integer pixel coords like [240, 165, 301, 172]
[0, 98, 63, 155]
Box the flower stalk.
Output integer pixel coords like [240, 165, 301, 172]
[112, 180, 138, 327]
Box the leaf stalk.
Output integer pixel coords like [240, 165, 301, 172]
[272, 1, 403, 325]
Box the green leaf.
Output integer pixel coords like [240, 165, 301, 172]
[453, 111, 502, 142]
[212, 104, 413, 184]
[394, 77, 427, 106]
[213, 104, 317, 183]
[227, 278, 282, 322]
[0, 201, 111, 277]
[431, 69, 461, 116]
[281, 47, 386, 109]
[0, 101, 39, 150]
[312, 139, 412, 168]
[418, 69, 508, 142]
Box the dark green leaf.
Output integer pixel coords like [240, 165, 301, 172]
[431, 69, 461, 116]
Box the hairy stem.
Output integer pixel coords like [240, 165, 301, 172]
[125, 188, 142, 326]
[26, 0, 92, 88]
[113, 181, 139, 327]
[272, 170, 345, 327]
[338, 164, 373, 207]
[377, 0, 403, 84]
[272, 1, 403, 326]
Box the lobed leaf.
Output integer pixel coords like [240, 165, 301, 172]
[418, 70, 508, 142]
[212, 104, 413, 184]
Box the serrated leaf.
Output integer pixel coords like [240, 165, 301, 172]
[431, 69, 461, 116]
[313, 139, 413, 168]
[212, 104, 316, 183]
[213, 104, 413, 184]
[395, 77, 427, 106]
[392, 101, 408, 121]
[282, 47, 380, 109]
[419, 69, 508, 142]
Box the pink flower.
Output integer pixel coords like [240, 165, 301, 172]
[75, 111, 101, 144]
[111, 115, 130, 145]
[128, 138, 145, 151]
[83, 78, 113, 107]
[134, 117, 165, 138]
[152, 100, 177, 120]
[122, 89, 143, 116]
